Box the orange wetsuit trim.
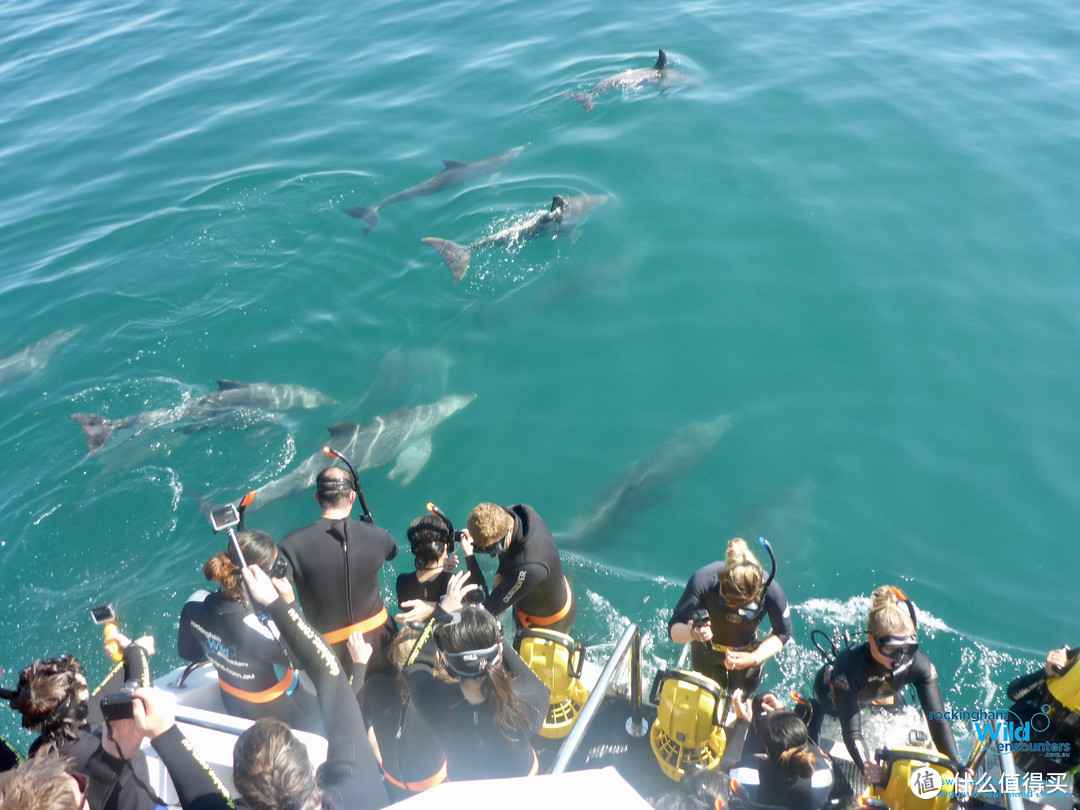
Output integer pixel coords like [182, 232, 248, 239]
[382, 761, 448, 792]
[218, 669, 296, 704]
[322, 607, 389, 645]
[515, 578, 572, 628]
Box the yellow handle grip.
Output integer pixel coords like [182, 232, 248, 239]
[104, 623, 122, 663]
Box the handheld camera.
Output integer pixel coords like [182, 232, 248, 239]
[208, 503, 248, 569]
[92, 603, 123, 663]
[690, 608, 710, 630]
[99, 679, 139, 722]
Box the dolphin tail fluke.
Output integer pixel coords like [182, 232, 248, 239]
[344, 205, 380, 235]
[560, 91, 594, 113]
[70, 413, 115, 455]
[420, 238, 472, 284]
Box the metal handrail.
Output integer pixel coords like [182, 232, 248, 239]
[551, 622, 645, 774]
[995, 723, 1025, 810]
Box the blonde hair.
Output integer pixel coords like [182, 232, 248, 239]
[719, 538, 763, 606]
[867, 585, 917, 637]
[0, 751, 80, 810]
[467, 503, 510, 550]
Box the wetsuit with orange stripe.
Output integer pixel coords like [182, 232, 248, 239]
[478, 504, 575, 633]
[403, 624, 549, 781]
[177, 589, 321, 734]
[279, 516, 398, 674]
[168, 594, 391, 810]
[360, 671, 447, 800]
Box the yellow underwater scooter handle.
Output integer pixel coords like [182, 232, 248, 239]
[103, 622, 122, 663]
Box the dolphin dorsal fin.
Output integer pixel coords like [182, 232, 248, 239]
[442, 160, 467, 169]
[654, 49, 668, 70]
[550, 195, 569, 212]
[217, 380, 246, 390]
[328, 420, 361, 439]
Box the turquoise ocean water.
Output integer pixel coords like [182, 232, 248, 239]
[1, 0, 1078, 754]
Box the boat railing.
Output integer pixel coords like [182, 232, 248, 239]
[550, 622, 647, 775]
[995, 724, 1025, 810]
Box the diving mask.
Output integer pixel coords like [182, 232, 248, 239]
[440, 642, 501, 679]
[875, 634, 918, 669]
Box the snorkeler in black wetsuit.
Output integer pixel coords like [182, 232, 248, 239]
[11, 642, 159, 810]
[178, 530, 321, 734]
[356, 629, 447, 800]
[402, 572, 550, 782]
[813, 586, 964, 782]
[728, 692, 835, 810]
[668, 537, 792, 695]
[278, 466, 398, 673]
[463, 502, 575, 633]
[1006, 647, 1080, 781]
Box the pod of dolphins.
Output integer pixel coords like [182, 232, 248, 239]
[345, 49, 698, 283]
[3, 49, 716, 536]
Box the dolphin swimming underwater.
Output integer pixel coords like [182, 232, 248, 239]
[561, 49, 697, 113]
[357, 346, 453, 410]
[242, 393, 477, 511]
[421, 193, 609, 283]
[0, 327, 83, 385]
[556, 415, 732, 544]
[71, 380, 338, 455]
[345, 144, 529, 234]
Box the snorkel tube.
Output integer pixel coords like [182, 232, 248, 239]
[236, 490, 256, 532]
[322, 446, 373, 524]
[741, 537, 777, 622]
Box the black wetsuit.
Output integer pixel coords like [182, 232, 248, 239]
[359, 673, 447, 800]
[175, 596, 390, 810]
[280, 517, 398, 670]
[815, 643, 961, 770]
[403, 622, 551, 781]
[28, 644, 159, 810]
[1006, 650, 1080, 777]
[668, 561, 793, 693]
[0, 736, 21, 773]
[177, 589, 321, 734]
[396, 570, 453, 611]
[146, 724, 234, 810]
[474, 504, 575, 633]
[728, 699, 835, 810]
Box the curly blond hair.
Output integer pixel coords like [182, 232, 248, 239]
[866, 585, 917, 637]
[467, 503, 510, 550]
[719, 537, 763, 606]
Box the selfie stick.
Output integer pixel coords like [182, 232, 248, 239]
[322, 447, 373, 523]
[210, 505, 248, 570]
[209, 502, 297, 668]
